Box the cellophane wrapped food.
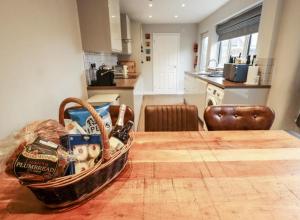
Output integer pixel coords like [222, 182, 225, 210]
[0, 120, 70, 184]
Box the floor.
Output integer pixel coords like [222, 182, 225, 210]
[137, 95, 184, 131]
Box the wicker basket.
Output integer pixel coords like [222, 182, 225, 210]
[26, 97, 133, 209]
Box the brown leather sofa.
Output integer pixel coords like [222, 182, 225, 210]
[145, 105, 199, 131]
[204, 105, 275, 131]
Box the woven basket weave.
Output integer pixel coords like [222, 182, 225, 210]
[26, 97, 133, 210]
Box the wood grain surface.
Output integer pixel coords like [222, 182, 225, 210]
[1, 130, 300, 219]
[185, 72, 271, 89]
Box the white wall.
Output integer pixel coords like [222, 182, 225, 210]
[267, 0, 300, 131]
[0, 0, 85, 139]
[142, 24, 198, 94]
[256, 0, 282, 59]
[197, 0, 262, 69]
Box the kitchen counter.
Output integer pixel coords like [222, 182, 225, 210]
[185, 71, 271, 89]
[88, 73, 140, 90]
[1, 130, 300, 219]
[87, 73, 144, 130]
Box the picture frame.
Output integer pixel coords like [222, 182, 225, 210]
[145, 33, 151, 40]
[146, 56, 151, 62]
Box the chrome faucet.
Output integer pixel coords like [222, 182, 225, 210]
[207, 59, 218, 69]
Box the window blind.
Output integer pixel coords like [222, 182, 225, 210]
[216, 4, 262, 41]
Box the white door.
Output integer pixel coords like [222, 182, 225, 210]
[153, 33, 180, 94]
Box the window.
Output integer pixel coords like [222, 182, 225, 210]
[218, 39, 229, 67]
[230, 35, 246, 57]
[199, 35, 208, 71]
[218, 33, 258, 67]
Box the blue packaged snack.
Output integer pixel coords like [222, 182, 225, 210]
[68, 103, 112, 135]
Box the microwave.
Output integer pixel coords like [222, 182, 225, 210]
[223, 64, 249, 83]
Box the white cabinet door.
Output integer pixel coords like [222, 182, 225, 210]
[184, 75, 193, 103]
[108, 0, 122, 52]
[184, 74, 207, 120]
[133, 75, 144, 130]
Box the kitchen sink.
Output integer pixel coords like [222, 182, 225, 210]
[192, 71, 223, 77]
[207, 71, 223, 77]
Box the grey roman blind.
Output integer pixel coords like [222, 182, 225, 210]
[216, 4, 262, 41]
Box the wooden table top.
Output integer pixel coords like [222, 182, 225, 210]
[1, 130, 300, 219]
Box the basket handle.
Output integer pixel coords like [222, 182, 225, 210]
[59, 97, 111, 161]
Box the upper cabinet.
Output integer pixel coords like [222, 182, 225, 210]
[121, 14, 132, 54]
[77, 0, 122, 53]
[108, 0, 122, 52]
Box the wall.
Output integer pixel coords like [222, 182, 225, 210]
[142, 24, 198, 94]
[256, 0, 281, 59]
[197, 0, 261, 69]
[267, 0, 300, 131]
[0, 0, 85, 139]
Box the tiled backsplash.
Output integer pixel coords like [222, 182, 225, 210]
[83, 52, 118, 70]
[256, 57, 274, 85]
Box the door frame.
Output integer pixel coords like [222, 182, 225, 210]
[152, 33, 181, 94]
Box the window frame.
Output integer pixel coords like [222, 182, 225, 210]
[199, 33, 209, 71]
[217, 33, 256, 67]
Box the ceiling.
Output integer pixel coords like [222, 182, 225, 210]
[120, 0, 230, 24]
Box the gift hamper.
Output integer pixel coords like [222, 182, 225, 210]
[5, 97, 134, 209]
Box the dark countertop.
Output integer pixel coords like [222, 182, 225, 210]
[88, 73, 140, 90]
[185, 71, 271, 89]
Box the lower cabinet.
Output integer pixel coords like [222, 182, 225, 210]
[184, 74, 208, 121]
[133, 74, 144, 129]
[87, 75, 144, 131]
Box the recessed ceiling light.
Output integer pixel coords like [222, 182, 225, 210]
[111, 15, 116, 18]
[148, 15, 152, 18]
[181, 3, 186, 7]
[174, 15, 178, 18]
[148, 3, 153, 7]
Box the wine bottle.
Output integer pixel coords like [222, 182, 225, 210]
[109, 104, 126, 138]
[246, 55, 251, 65]
[109, 120, 134, 154]
[116, 120, 134, 144]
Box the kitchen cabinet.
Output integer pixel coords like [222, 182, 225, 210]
[121, 14, 132, 54]
[133, 74, 143, 129]
[77, 0, 122, 53]
[184, 74, 207, 121]
[87, 75, 144, 130]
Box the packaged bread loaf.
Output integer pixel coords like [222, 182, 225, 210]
[8, 138, 69, 183]
[2, 119, 70, 183]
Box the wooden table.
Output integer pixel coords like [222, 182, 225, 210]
[1, 131, 300, 219]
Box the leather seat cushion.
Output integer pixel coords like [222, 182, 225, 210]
[204, 105, 275, 131]
[145, 105, 199, 131]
